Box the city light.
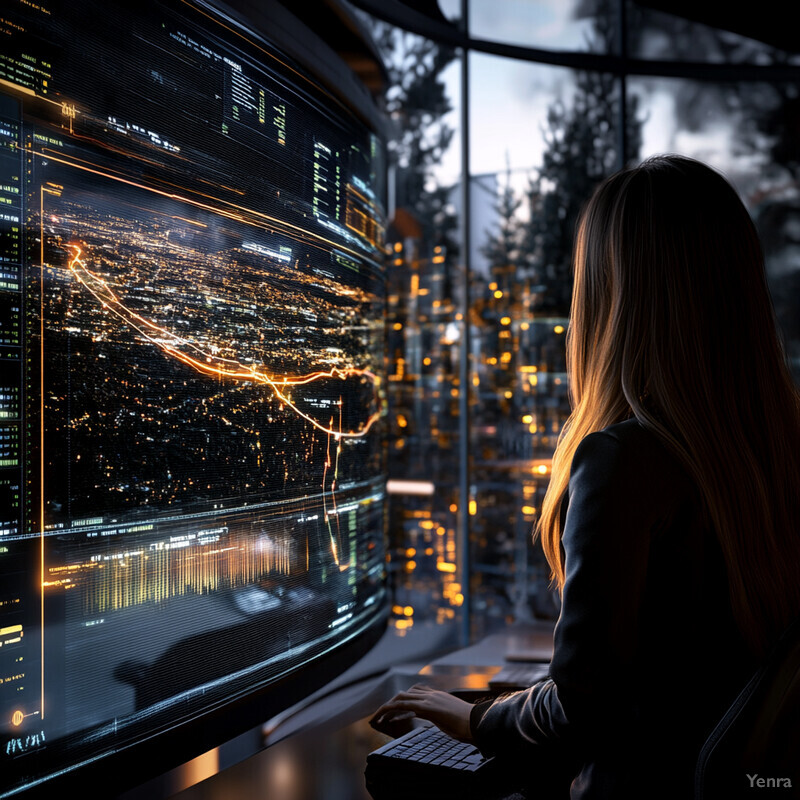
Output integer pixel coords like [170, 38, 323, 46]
[66, 244, 382, 439]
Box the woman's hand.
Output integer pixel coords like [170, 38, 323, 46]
[369, 684, 475, 742]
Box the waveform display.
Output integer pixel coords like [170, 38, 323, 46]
[47, 530, 294, 614]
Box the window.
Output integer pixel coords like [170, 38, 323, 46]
[352, 0, 800, 642]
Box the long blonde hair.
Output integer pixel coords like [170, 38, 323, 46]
[536, 155, 800, 657]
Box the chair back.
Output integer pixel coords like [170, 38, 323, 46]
[695, 615, 800, 799]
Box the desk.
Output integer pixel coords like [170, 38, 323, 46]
[171, 620, 555, 800]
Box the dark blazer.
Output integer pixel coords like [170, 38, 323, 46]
[470, 418, 756, 799]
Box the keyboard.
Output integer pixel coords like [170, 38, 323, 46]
[370, 722, 489, 771]
[365, 722, 497, 799]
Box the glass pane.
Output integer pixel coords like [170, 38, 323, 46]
[363, 21, 466, 641]
[626, 2, 800, 65]
[468, 53, 627, 637]
[631, 76, 800, 380]
[437, 0, 461, 23]
[469, 0, 616, 54]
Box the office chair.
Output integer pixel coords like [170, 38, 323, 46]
[694, 613, 800, 799]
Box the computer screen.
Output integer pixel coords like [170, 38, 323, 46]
[0, 0, 388, 795]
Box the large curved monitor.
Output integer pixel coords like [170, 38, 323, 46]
[0, 1, 388, 795]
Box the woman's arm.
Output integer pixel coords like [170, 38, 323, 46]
[472, 429, 656, 757]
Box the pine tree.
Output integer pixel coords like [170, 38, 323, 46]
[371, 24, 458, 256]
[522, 4, 642, 314]
[480, 158, 522, 274]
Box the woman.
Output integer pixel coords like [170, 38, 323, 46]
[371, 155, 800, 798]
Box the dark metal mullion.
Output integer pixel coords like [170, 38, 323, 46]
[618, 0, 628, 168]
[348, 0, 800, 83]
[457, 0, 472, 648]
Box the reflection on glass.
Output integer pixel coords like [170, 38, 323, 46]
[632, 76, 800, 379]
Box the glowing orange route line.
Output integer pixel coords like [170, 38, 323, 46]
[66, 245, 381, 438]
